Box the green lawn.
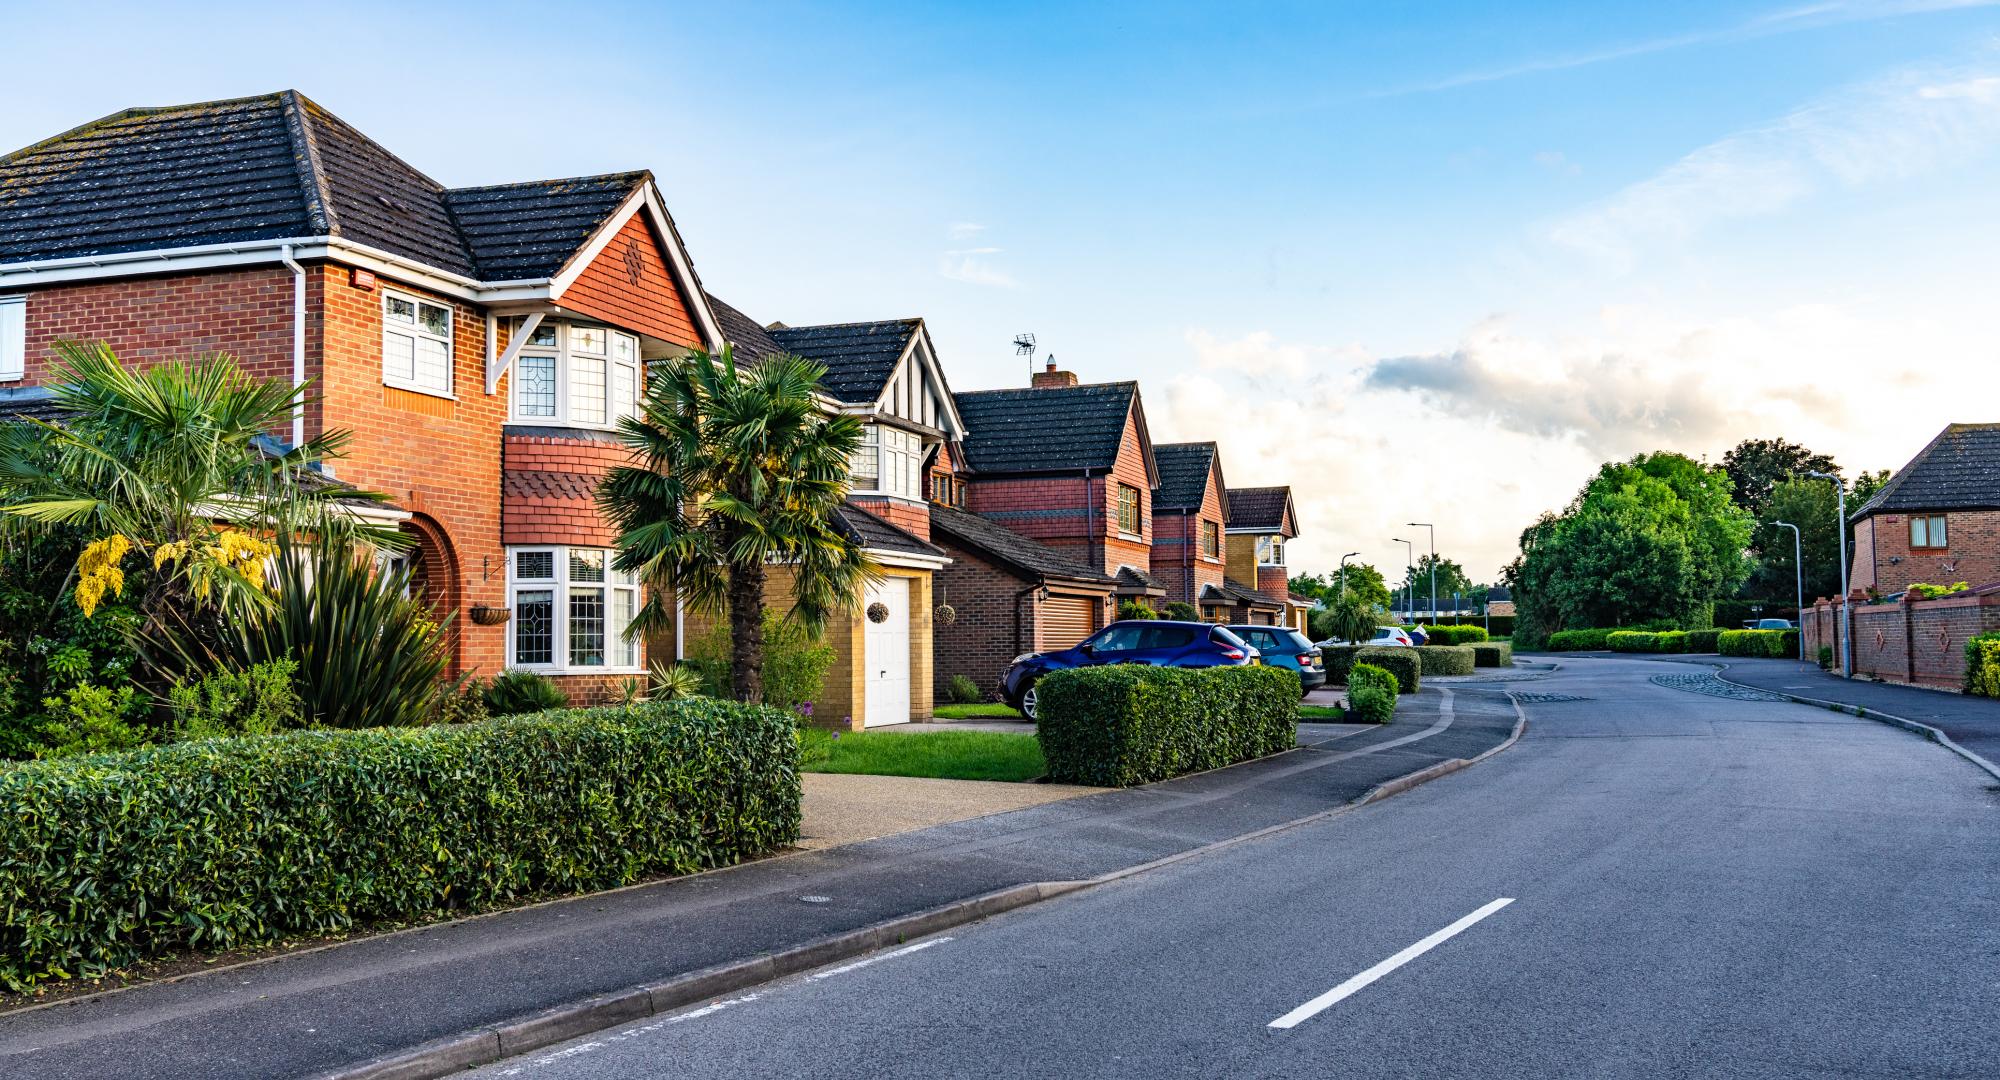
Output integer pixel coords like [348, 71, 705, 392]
[801, 729, 1046, 782]
[1298, 705, 1347, 720]
[933, 702, 1026, 719]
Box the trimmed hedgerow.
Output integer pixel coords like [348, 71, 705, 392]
[1717, 628, 1799, 658]
[1546, 628, 1614, 651]
[1322, 646, 1421, 694]
[1420, 624, 1490, 646]
[1411, 645, 1476, 676]
[1035, 665, 1298, 787]
[1471, 642, 1513, 668]
[0, 697, 801, 991]
[1965, 632, 2000, 696]
[1686, 628, 1723, 653]
[1347, 663, 1399, 724]
[1607, 630, 1691, 653]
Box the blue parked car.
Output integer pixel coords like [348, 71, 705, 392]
[1001, 620, 1258, 719]
[1224, 625, 1326, 695]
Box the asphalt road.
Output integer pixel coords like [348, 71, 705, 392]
[471, 658, 2000, 1080]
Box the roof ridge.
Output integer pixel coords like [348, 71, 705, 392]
[955, 380, 1137, 398]
[446, 170, 653, 196]
[0, 91, 291, 165]
[771, 317, 923, 331]
[277, 90, 336, 235]
[1853, 422, 1983, 518]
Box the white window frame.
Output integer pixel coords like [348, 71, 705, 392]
[507, 320, 642, 431]
[850, 423, 925, 500]
[381, 288, 455, 398]
[1257, 536, 1285, 566]
[505, 545, 643, 673]
[0, 296, 24, 383]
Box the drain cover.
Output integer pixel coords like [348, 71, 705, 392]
[1513, 692, 1587, 703]
[799, 895, 832, 904]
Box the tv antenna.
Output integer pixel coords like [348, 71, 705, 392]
[1014, 332, 1036, 380]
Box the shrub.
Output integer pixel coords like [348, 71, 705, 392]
[1965, 632, 2000, 696]
[688, 611, 837, 709]
[1035, 665, 1298, 786]
[1546, 628, 1614, 651]
[484, 670, 568, 715]
[0, 696, 802, 991]
[1116, 599, 1159, 622]
[431, 679, 490, 725]
[1412, 645, 1476, 676]
[1160, 601, 1200, 622]
[1817, 645, 1834, 670]
[1346, 663, 1398, 724]
[945, 674, 984, 705]
[1717, 629, 1799, 658]
[1687, 628, 1722, 653]
[1471, 642, 1513, 668]
[1319, 646, 1421, 693]
[167, 659, 304, 740]
[1907, 581, 1970, 600]
[1606, 630, 1654, 652]
[1420, 624, 1489, 645]
[35, 683, 146, 758]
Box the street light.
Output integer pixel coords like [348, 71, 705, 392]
[1337, 551, 1360, 601]
[1409, 523, 1435, 625]
[1392, 537, 1414, 625]
[1804, 471, 1851, 677]
[1769, 520, 1804, 659]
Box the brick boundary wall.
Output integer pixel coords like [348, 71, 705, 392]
[1802, 589, 2000, 688]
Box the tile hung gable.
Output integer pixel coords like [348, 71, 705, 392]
[554, 208, 703, 349]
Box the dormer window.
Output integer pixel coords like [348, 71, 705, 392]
[1257, 536, 1285, 566]
[852, 423, 924, 499]
[511, 320, 640, 430]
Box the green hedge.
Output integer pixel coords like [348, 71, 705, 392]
[0, 698, 801, 991]
[1607, 630, 1690, 653]
[1546, 628, 1613, 651]
[1471, 642, 1513, 668]
[1419, 624, 1490, 645]
[1321, 646, 1420, 693]
[1717, 628, 1799, 657]
[1686, 628, 1722, 653]
[1035, 665, 1298, 787]
[1347, 664, 1398, 724]
[1411, 644, 1476, 675]
[1965, 631, 2000, 696]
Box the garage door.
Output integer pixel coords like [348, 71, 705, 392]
[1042, 595, 1098, 650]
[863, 577, 910, 727]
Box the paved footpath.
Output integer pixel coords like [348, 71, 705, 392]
[0, 686, 1520, 1080]
[467, 656, 2000, 1079]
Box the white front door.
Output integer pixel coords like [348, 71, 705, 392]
[863, 577, 911, 727]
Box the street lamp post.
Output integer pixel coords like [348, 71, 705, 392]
[1769, 520, 1804, 659]
[1409, 523, 1435, 625]
[1804, 471, 1851, 677]
[1392, 537, 1414, 625]
[1337, 551, 1360, 601]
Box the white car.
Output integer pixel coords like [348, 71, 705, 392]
[1317, 626, 1414, 648]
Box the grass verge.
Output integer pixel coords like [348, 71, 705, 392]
[801, 729, 1046, 782]
[1298, 705, 1347, 720]
[934, 703, 1026, 719]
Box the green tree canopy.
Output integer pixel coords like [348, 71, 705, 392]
[1407, 553, 1472, 604]
[1509, 451, 1754, 641]
[1289, 563, 1391, 609]
[1722, 437, 1839, 520]
[1760, 477, 1844, 604]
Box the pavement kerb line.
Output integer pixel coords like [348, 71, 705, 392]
[1703, 663, 2000, 783]
[317, 690, 1530, 1080]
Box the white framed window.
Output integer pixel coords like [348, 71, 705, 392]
[508, 320, 641, 430]
[382, 289, 454, 397]
[850, 424, 925, 499]
[0, 296, 23, 382]
[506, 545, 642, 672]
[1257, 536, 1285, 566]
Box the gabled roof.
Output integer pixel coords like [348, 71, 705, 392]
[1201, 579, 1285, 610]
[1853, 423, 2000, 519]
[831, 501, 946, 559]
[1226, 486, 1297, 536]
[767, 320, 922, 404]
[0, 90, 655, 282]
[929, 504, 1114, 585]
[953, 382, 1153, 479]
[705, 294, 787, 364]
[1153, 441, 1228, 515]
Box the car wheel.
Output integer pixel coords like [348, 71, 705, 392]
[1021, 684, 1038, 721]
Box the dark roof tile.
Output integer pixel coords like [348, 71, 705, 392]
[1226, 486, 1294, 533]
[833, 501, 946, 559]
[953, 382, 1137, 475]
[1855, 423, 2000, 518]
[445, 172, 644, 280]
[706, 294, 787, 364]
[928, 504, 1113, 584]
[767, 320, 919, 404]
[1153, 441, 1221, 511]
[1202, 579, 1285, 609]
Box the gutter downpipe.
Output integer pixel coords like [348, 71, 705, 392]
[279, 245, 306, 449]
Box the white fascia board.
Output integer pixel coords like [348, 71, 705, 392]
[909, 325, 966, 438]
[867, 550, 951, 570]
[546, 183, 727, 353]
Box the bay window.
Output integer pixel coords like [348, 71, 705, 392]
[507, 546, 642, 672]
[383, 289, 454, 396]
[509, 320, 641, 430]
[851, 423, 924, 499]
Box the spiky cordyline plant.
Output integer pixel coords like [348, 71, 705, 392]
[601, 347, 876, 704]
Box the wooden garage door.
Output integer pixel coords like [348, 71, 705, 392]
[1043, 595, 1098, 650]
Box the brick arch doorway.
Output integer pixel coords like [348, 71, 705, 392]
[396, 513, 464, 671]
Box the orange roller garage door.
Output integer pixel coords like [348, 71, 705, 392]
[1042, 596, 1099, 650]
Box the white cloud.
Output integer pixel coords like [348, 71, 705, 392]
[1547, 53, 2000, 266]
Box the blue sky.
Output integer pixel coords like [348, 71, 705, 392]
[8, 1, 2000, 582]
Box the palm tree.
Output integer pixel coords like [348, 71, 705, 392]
[602, 347, 876, 704]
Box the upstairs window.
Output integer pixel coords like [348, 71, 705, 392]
[1257, 536, 1286, 566]
[1117, 483, 1142, 536]
[0, 296, 23, 382]
[383, 289, 454, 396]
[852, 424, 924, 499]
[510, 320, 641, 430]
[1200, 520, 1220, 558]
[1910, 514, 1948, 549]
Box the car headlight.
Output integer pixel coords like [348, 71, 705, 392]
[1010, 653, 1038, 665]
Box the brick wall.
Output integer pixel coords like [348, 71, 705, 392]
[557, 212, 702, 346]
[1851, 509, 2000, 595]
[1803, 590, 2000, 688]
[501, 430, 631, 547]
[13, 268, 296, 388]
[850, 495, 930, 541]
[931, 535, 1114, 699]
[961, 396, 1153, 577]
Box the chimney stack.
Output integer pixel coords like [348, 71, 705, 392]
[1031, 357, 1078, 390]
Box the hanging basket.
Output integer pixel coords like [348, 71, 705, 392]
[469, 604, 511, 626]
[933, 603, 958, 626]
[866, 602, 891, 624]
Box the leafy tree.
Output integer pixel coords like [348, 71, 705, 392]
[1407, 554, 1472, 607]
[1722, 437, 1839, 520]
[602, 347, 876, 705]
[1758, 478, 1844, 604]
[1311, 593, 1385, 644]
[1511, 452, 1754, 640]
[1287, 573, 1332, 605]
[1850, 468, 1890, 509]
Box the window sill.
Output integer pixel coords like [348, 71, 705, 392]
[849, 489, 927, 503]
[383, 378, 457, 401]
[506, 417, 626, 435]
[1117, 532, 1144, 543]
[508, 665, 646, 677]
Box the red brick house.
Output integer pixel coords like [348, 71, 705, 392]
[1149, 441, 1231, 611]
[0, 91, 941, 717]
[1218, 486, 1306, 630]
